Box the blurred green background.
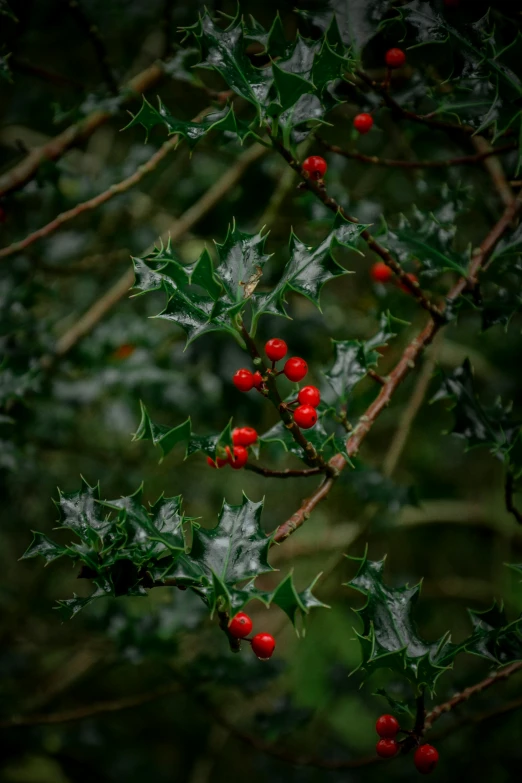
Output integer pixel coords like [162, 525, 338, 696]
[1, 1, 522, 781]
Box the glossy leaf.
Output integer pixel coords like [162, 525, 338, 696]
[297, 0, 391, 57]
[464, 603, 522, 665]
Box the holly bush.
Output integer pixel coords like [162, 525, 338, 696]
[1, 0, 522, 781]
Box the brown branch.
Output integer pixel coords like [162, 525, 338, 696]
[272, 193, 522, 544]
[0, 99, 230, 261]
[505, 472, 522, 525]
[472, 136, 515, 209]
[49, 142, 266, 359]
[0, 682, 181, 729]
[425, 662, 522, 731]
[239, 325, 334, 476]
[245, 463, 323, 478]
[269, 134, 444, 321]
[318, 137, 518, 169]
[367, 369, 386, 386]
[0, 61, 166, 198]
[59, 0, 118, 95]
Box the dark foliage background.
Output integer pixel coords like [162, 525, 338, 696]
[1, 1, 522, 781]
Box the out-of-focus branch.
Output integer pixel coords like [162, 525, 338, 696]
[472, 136, 515, 208]
[245, 463, 324, 478]
[50, 142, 266, 358]
[0, 61, 166, 198]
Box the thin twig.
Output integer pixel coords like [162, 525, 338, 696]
[49, 142, 266, 359]
[382, 339, 440, 477]
[269, 133, 444, 321]
[0, 61, 166, 198]
[367, 369, 386, 386]
[318, 138, 518, 169]
[59, 0, 118, 95]
[245, 463, 323, 478]
[272, 193, 522, 544]
[0, 98, 230, 260]
[505, 472, 522, 525]
[425, 661, 522, 730]
[472, 136, 515, 209]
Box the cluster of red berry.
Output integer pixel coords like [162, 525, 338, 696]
[207, 426, 258, 471]
[375, 714, 439, 774]
[352, 48, 407, 135]
[232, 338, 320, 430]
[228, 611, 276, 660]
[370, 262, 418, 292]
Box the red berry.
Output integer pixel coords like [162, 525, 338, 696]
[233, 368, 255, 392]
[353, 113, 374, 134]
[265, 338, 288, 362]
[232, 427, 258, 447]
[228, 611, 253, 639]
[298, 385, 321, 407]
[113, 343, 136, 360]
[229, 444, 248, 470]
[302, 155, 328, 180]
[251, 632, 276, 660]
[385, 48, 406, 68]
[376, 714, 400, 739]
[414, 745, 439, 775]
[284, 357, 308, 382]
[253, 371, 264, 389]
[294, 404, 318, 429]
[399, 272, 419, 293]
[371, 261, 393, 283]
[376, 739, 399, 759]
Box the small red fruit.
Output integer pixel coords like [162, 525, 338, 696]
[298, 385, 321, 407]
[232, 427, 258, 447]
[233, 368, 255, 392]
[251, 632, 276, 660]
[265, 338, 288, 362]
[376, 714, 400, 739]
[228, 611, 253, 639]
[399, 272, 419, 293]
[414, 745, 439, 775]
[294, 404, 318, 429]
[385, 48, 406, 69]
[376, 739, 399, 759]
[284, 357, 308, 382]
[253, 371, 264, 389]
[371, 261, 393, 284]
[112, 343, 136, 360]
[229, 444, 248, 470]
[353, 113, 374, 134]
[302, 155, 328, 180]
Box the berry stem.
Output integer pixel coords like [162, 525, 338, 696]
[217, 609, 242, 653]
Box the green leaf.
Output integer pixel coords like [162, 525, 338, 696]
[259, 418, 333, 459]
[190, 495, 274, 585]
[374, 688, 415, 718]
[431, 359, 521, 465]
[346, 554, 454, 694]
[214, 222, 270, 311]
[21, 532, 68, 564]
[155, 286, 240, 346]
[323, 311, 400, 402]
[0, 53, 12, 83]
[270, 572, 329, 635]
[133, 402, 233, 461]
[251, 213, 365, 328]
[297, 0, 391, 57]
[464, 603, 522, 666]
[132, 240, 221, 301]
[124, 97, 241, 147]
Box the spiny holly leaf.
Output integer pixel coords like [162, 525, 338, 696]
[125, 98, 242, 147]
[244, 13, 288, 59]
[21, 532, 69, 564]
[132, 239, 221, 300]
[346, 555, 454, 694]
[374, 688, 415, 718]
[259, 418, 334, 460]
[190, 495, 274, 586]
[297, 0, 391, 57]
[251, 213, 365, 328]
[509, 564, 522, 578]
[133, 402, 233, 461]
[213, 222, 271, 314]
[155, 286, 241, 346]
[464, 603, 522, 665]
[323, 311, 400, 402]
[432, 359, 521, 466]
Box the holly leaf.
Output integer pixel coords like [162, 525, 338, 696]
[21, 532, 69, 564]
[297, 0, 392, 58]
[431, 359, 521, 465]
[132, 239, 221, 301]
[155, 286, 240, 346]
[374, 688, 415, 718]
[323, 311, 400, 402]
[259, 418, 333, 459]
[346, 555, 455, 694]
[213, 222, 270, 313]
[464, 603, 522, 665]
[124, 97, 241, 147]
[251, 213, 365, 328]
[270, 572, 329, 635]
[133, 402, 233, 461]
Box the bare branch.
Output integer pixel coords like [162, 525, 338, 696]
[318, 137, 518, 169]
[245, 463, 324, 479]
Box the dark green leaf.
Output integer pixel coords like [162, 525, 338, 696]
[297, 0, 392, 57]
[21, 532, 68, 564]
[465, 603, 522, 665]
